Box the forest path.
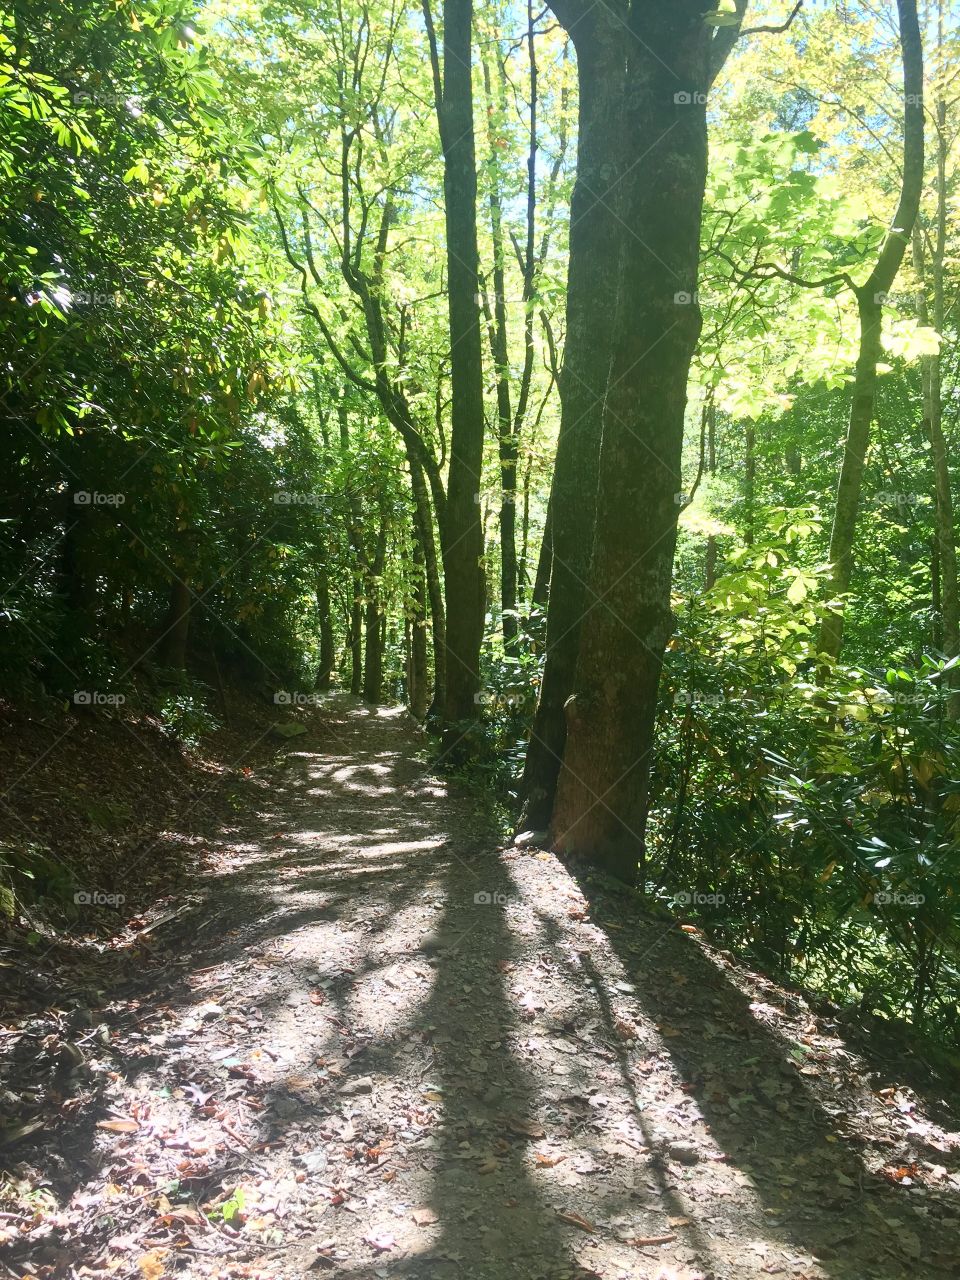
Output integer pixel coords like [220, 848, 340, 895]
[7, 697, 959, 1280]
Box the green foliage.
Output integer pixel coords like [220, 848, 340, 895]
[655, 510, 960, 1042]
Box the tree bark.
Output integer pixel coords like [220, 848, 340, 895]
[548, 0, 714, 884]
[363, 513, 388, 703]
[817, 0, 924, 664]
[913, 84, 958, 712]
[409, 457, 446, 717]
[480, 52, 520, 656]
[349, 590, 363, 695]
[423, 0, 487, 733]
[704, 400, 719, 589]
[159, 577, 192, 670]
[408, 535, 430, 721]
[315, 566, 336, 691]
[519, 6, 628, 828]
[531, 488, 553, 609]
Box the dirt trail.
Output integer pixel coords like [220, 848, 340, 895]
[4, 697, 959, 1280]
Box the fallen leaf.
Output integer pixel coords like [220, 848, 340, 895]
[98, 1119, 139, 1133]
[506, 1116, 545, 1138]
[365, 1230, 397, 1252]
[137, 1249, 168, 1280]
[412, 1206, 439, 1226]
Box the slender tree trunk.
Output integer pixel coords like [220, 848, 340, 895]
[532, 490, 553, 609]
[548, 1, 714, 884]
[423, 0, 487, 732]
[363, 514, 388, 703]
[159, 577, 192, 670]
[315, 567, 335, 691]
[913, 86, 958, 712]
[349, 590, 363, 695]
[409, 458, 446, 717]
[519, 12, 627, 828]
[408, 534, 430, 721]
[818, 0, 924, 664]
[704, 400, 719, 589]
[480, 53, 520, 656]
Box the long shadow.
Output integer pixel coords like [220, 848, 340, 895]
[566, 870, 960, 1279]
[2, 701, 581, 1278]
[14, 697, 959, 1280]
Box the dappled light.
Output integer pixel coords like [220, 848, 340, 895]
[3, 1, 960, 1277]
[7, 701, 957, 1277]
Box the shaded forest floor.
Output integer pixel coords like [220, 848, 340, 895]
[2, 696, 960, 1280]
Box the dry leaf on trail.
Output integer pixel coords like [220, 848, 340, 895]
[506, 1116, 544, 1138]
[556, 1209, 596, 1232]
[97, 1118, 139, 1133]
[365, 1230, 397, 1252]
[630, 1233, 676, 1246]
[137, 1249, 169, 1280]
[476, 1157, 499, 1174]
[518, 991, 542, 1019]
[533, 1151, 565, 1167]
[411, 1206, 438, 1226]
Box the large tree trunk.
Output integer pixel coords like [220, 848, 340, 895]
[548, 1, 714, 884]
[519, 9, 627, 828]
[423, 0, 487, 733]
[818, 0, 924, 664]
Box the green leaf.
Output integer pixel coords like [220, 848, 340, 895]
[787, 574, 807, 605]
